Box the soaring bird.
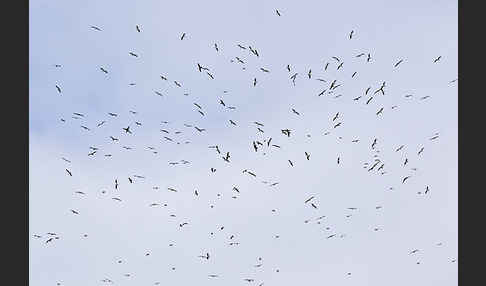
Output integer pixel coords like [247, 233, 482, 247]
[433, 56, 442, 63]
[292, 108, 300, 115]
[376, 107, 384, 115]
[100, 67, 108, 74]
[260, 67, 270, 73]
[402, 176, 411, 183]
[180, 32, 186, 40]
[123, 126, 132, 134]
[90, 25, 102, 31]
[70, 209, 79, 214]
[55, 85, 61, 93]
[194, 126, 206, 132]
[65, 169, 72, 176]
[418, 147, 424, 155]
[332, 112, 339, 121]
[308, 69, 312, 79]
[288, 160, 294, 167]
[129, 52, 138, 57]
[349, 30, 354, 39]
[276, 9, 281, 16]
[304, 196, 314, 204]
[305, 152, 310, 160]
[337, 62, 344, 70]
[394, 59, 404, 67]
[286, 64, 291, 72]
[136, 25, 141, 32]
[223, 152, 231, 162]
[253, 78, 257, 86]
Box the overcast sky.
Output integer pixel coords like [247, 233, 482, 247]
[29, 0, 457, 285]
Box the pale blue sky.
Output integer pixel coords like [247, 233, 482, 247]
[30, 0, 457, 285]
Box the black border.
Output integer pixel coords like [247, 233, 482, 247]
[3, 0, 28, 284]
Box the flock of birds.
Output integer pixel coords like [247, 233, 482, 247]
[33, 8, 457, 286]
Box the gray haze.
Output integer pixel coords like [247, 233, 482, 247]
[29, 0, 458, 285]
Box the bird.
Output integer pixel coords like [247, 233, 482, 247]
[55, 85, 61, 93]
[65, 169, 72, 176]
[425, 186, 429, 194]
[418, 147, 424, 155]
[136, 25, 141, 32]
[402, 176, 411, 183]
[376, 107, 384, 115]
[304, 196, 314, 204]
[214, 43, 219, 51]
[433, 56, 442, 63]
[70, 209, 79, 215]
[90, 25, 102, 31]
[288, 160, 294, 167]
[305, 152, 310, 160]
[292, 108, 300, 115]
[229, 120, 237, 126]
[253, 78, 257, 86]
[260, 68, 270, 73]
[194, 126, 206, 132]
[308, 69, 312, 79]
[180, 32, 186, 40]
[349, 30, 354, 39]
[332, 112, 339, 121]
[123, 126, 132, 134]
[129, 52, 138, 57]
[394, 59, 404, 67]
[100, 67, 108, 74]
[276, 9, 281, 16]
[286, 64, 291, 72]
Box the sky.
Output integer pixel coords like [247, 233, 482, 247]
[29, 0, 458, 285]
